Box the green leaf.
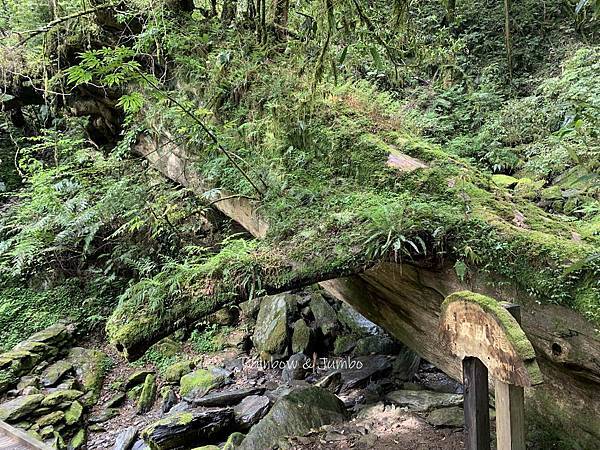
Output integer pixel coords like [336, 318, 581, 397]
[116, 93, 144, 114]
[454, 260, 468, 282]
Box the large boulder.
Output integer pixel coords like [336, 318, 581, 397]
[238, 386, 346, 450]
[142, 408, 233, 450]
[252, 294, 298, 360]
[336, 303, 380, 336]
[309, 294, 338, 337]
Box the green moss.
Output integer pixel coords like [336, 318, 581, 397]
[69, 428, 86, 449]
[136, 373, 157, 414]
[442, 291, 542, 385]
[163, 360, 194, 383]
[179, 370, 223, 399]
[64, 401, 83, 426]
[223, 431, 245, 449]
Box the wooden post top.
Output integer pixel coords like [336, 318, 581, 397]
[439, 291, 543, 387]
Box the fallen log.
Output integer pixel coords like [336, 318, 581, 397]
[109, 133, 600, 447]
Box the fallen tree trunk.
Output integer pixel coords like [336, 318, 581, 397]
[117, 135, 600, 447]
[322, 263, 600, 447]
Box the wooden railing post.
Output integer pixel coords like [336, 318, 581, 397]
[495, 304, 526, 450]
[463, 357, 491, 450]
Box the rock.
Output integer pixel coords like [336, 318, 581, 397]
[36, 410, 65, 427]
[264, 385, 293, 403]
[127, 384, 143, 402]
[0, 394, 44, 421]
[385, 390, 463, 412]
[113, 426, 138, 450]
[425, 406, 465, 428]
[124, 370, 155, 391]
[180, 369, 226, 401]
[160, 387, 177, 414]
[418, 371, 463, 394]
[152, 338, 182, 358]
[238, 387, 345, 450]
[41, 390, 84, 407]
[309, 293, 338, 337]
[17, 375, 39, 391]
[89, 408, 119, 424]
[239, 298, 261, 319]
[21, 386, 41, 396]
[315, 371, 342, 393]
[168, 402, 191, 414]
[163, 361, 194, 384]
[187, 387, 263, 407]
[223, 432, 245, 449]
[66, 347, 107, 406]
[206, 307, 239, 326]
[282, 353, 308, 383]
[233, 395, 270, 430]
[51, 430, 66, 449]
[40, 425, 54, 439]
[69, 428, 86, 449]
[291, 319, 313, 354]
[142, 408, 234, 449]
[136, 374, 157, 414]
[131, 440, 149, 450]
[392, 347, 421, 381]
[56, 379, 78, 391]
[105, 392, 127, 408]
[64, 401, 83, 426]
[353, 335, 397, 356]
[41, 360, 73, 387]
[339, 355, 392, 391]
[28, 323, 74, 347]
[333, 335, 357, 355]
[336, 303, 381, 336]
[252, 294, 297, 360]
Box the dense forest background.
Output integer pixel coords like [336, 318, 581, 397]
[0, 0, 598, 362]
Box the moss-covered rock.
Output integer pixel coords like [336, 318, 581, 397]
[0, 394, 44, 421]
[252, 294, 297, 360]
[64, 401, 83, 426]
[142, 408, 233, 450]
[36, 410, 64, 427]
[163, 361, 194, 384]
[309, 294, 339, 337]
[179, 369, 225, 401]
[41, 390, 83, 407]
[136, 373, 157, 414]
[105, 392, 126, 408]
[41, 360, 73, 387]
[291, 319, 313, 354]
[66, 347, 108, 406]
[69, 428, 86, 449]
[237, 387, 346, 450]
[223, 431, 245, 449]
[124, 370, 154, 391]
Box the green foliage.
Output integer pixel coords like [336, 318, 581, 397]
[189, 324, 228, 353]
[0, 280, 99, 351]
